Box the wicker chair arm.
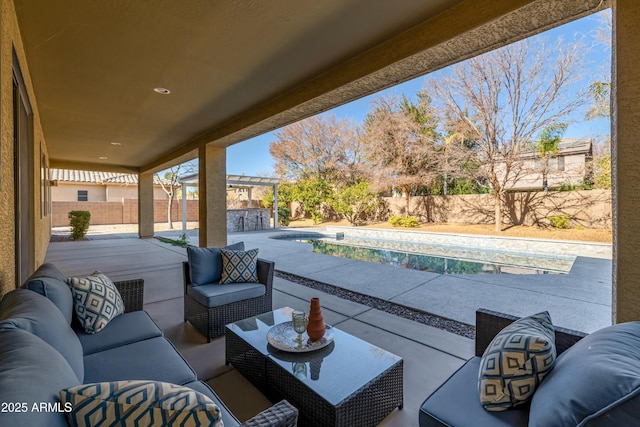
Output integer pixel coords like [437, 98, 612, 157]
[240, 400, 298, 427]
[113, 278, 144, 313]
[257, 259, 275, 291]
[475, 308, 588, 357]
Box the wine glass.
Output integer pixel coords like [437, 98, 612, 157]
[291, 310, 308, 349]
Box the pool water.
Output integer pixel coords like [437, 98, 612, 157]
[282, 236, 574, 275]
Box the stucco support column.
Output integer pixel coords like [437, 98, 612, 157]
[198, 145, 227, 247]
[138, 171, 154, 238]
[612, 0, 640, 323]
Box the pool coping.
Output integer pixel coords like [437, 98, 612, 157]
[270, 229, 577, 273]
[321, 226, 612, 259]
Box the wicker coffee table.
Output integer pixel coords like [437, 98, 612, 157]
[225, 307, 404, 427]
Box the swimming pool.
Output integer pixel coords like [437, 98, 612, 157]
[272, 233, 575, 275]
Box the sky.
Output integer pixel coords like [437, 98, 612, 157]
[226, 10, 611, 177]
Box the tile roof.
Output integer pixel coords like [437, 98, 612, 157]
[50, 169, 171, 186]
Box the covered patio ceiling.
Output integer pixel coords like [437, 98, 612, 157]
[14, 0, 607, 174]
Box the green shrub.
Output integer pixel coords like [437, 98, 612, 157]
[176, 233, 189, 247]
[330, 182, 381, 226]
[548, 214, 571, 229]
[277, 206, 291, 226]
[389, 215, 419, 228]
[403, 216, 419, 227]
[68, 210, 91, 240]
[389, 215, 404, 227]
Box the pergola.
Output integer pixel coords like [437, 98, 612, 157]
[178, 174, 280, 231]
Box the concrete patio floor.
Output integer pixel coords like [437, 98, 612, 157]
[164, 227, 613, 333]
[45, 226, 612, 426]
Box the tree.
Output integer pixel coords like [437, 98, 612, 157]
[363, 94, 439, 216]
[292, 178, 332, 224]
[584, 10, 611, 189]
[269, 114, 365, 185]
[533, 123, 568, 191]
[591, 139, 611, 189]
[585, 9, 611, 121]
[586, 81, 610, 120]
[429, 36, 586, 231]
[330, 182, 380, 226]
[156, 160, 197, 229]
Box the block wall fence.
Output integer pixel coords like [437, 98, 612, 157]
[51, 199, 199, 227]
[53, 190, 612, 229]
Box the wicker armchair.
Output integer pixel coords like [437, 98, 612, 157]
[183, 259, 274, 342]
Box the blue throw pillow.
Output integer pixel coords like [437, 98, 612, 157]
[187, 241, 244, 286]
[478, 311, 556, 411]
[60, 380, 223, 427]
[529, 322, 640, 427]
[220, 248, 259, 284]
[67, 271, 125, 334]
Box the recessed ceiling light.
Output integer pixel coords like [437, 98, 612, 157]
[98, 156, 108, 160]
[110, 142, 122, 146]
[153, 87, 171, 95]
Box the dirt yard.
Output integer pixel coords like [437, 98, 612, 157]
[286, 219, 612, 243]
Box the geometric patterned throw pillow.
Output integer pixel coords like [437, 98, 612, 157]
[478, 311, 556, 411]
[66, 271, 125, 334]
[60, 380, 224, 427]
[220, 248, 259, 284]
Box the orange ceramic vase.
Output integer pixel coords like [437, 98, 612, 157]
[306, 297, 326, 341]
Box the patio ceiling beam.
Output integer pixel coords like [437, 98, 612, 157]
[140, 0, 608, 174]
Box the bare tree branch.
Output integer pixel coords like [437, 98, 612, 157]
[429, 36, 587, 231]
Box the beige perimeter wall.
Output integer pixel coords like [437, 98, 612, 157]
[386, 189, 612, 228]
[52, 199, 199, 227]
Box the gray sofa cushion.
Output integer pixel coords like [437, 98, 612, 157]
[83, 336, 197, 385]
[187, 282, 265, 307]
[0, 289, 84, 381]
[21, 262, 74, 324]
[420, 357, 529, 427]
[184, 381, 241, 427]
[0, 328, 80, 427]
[187, 242, 244, 285]
[74, 310, 163, 355]
[529, 321, 640, 427]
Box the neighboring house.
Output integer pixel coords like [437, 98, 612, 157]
[506, 138, 593, 191]
[50, 169, 171, 201]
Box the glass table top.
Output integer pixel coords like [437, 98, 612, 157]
[226, 307, 403, 405]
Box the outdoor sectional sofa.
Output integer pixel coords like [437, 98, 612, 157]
[420, 308, 640, 426]
[0, 262, 297, 427]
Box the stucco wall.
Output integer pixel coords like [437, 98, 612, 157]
[52, 182, 168, 202]
[106, 185, 167, 201]
[0, 1, 51, 296]
[52, 183, 107, 201]
[512, 154, 589, 190]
